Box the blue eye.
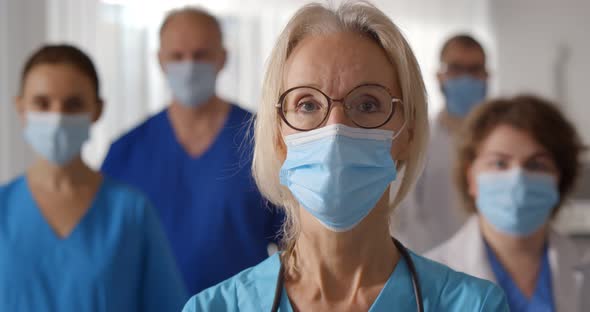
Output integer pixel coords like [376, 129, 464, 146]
[297, 101, 322, 113]
[357, 101, 380, 113]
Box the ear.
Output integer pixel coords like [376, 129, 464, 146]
[437, 71, 447, 94]
[14, 95, 26, 123]
[92, 98, 104, 123]
[217, 48, 227, 73]
[395, 124, 413, 162]
[436, 71, 444, 84]
[157, 49, 166, 73]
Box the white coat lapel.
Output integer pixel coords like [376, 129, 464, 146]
[460, 217, 496, 283]
[427, 216, 496, 283]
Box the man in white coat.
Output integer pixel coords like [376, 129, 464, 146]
[392, 34, 489, 253]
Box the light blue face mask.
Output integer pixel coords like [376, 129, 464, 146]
[443, 75, 487, 117]
[24, 112, 91, 166]
[280, 124, 401, 232]
[476, 168, 559, 236]
[165, 61, 217, 108]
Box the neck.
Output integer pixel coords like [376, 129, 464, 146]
[479, 216, 547, 296]
[167, 96, 231, 156]
[169, 96, 229, 124]
[289, 197, 398, 301]
[27, 157, 96, 192]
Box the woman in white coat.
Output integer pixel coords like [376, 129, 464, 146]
[427, 95, 587, 312]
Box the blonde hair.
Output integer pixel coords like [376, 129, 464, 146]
[252, 1, 429, 264]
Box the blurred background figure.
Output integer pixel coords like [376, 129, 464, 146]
[100, 7, 283, 294]
[428, 95, 587, 312]
[392, 34, 489, 253]
[0, 44, 186, 311]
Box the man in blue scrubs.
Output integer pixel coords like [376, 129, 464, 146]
[102, 8, 283, 295]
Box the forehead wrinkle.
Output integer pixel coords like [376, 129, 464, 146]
[285, 35, 393, 99]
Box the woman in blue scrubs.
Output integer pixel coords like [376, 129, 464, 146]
[183, 2, 508, 311]
[428, 95, 586, 311]
[0, 45, 187, 311]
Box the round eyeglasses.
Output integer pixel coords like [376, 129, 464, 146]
[276, 84, 402, 131]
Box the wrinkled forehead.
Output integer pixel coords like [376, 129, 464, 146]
[283, 32, 400, 98]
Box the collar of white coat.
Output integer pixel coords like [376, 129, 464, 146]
[427, 216, 584, 312]
[426, 217, 495, 282]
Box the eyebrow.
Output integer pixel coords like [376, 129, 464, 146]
[481, 151, 511, 158]
[528, 152, 553, 160]
[482, 151, 552, 160]
[31, 94, 84, 102]
[32, 95, 49, 100]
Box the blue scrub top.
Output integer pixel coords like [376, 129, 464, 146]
[101, 105, 284, 295]
[0, 175, 187, 312]
[182, 251, 509, 311]
[485, 242, 555, 312]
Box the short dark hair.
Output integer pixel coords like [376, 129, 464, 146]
[455, 95, 586, 216]
[440, 34, 485, 61]
[159, 7, 222, 41]
[21, 44, 100, 99]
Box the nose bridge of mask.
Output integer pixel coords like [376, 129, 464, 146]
[167, 61, 196, 78]
[284, 124, 395, 147]
[166, 60, 217, 107]
[27, 111, 91, 127]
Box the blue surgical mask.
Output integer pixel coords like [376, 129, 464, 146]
[280, 124, 401, 232]
[24, 112, 91, 166]
[443, 76, 487, 117]
[476, 168, 559, 236]
[165, 61, 217, 108]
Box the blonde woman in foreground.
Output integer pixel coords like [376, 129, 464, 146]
[183, 2, 508, 311]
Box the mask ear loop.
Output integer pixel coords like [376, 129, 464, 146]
[391, 116, 408, 141]
[389, 97, 408, 142]
[390, 105, 409, 176]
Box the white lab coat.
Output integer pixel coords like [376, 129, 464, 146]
[426, 216, 587, 312]
[391, 118, 469, 253]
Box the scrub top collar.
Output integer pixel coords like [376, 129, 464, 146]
[256, 253, 418, 311]
[484, 240, 555, 311]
